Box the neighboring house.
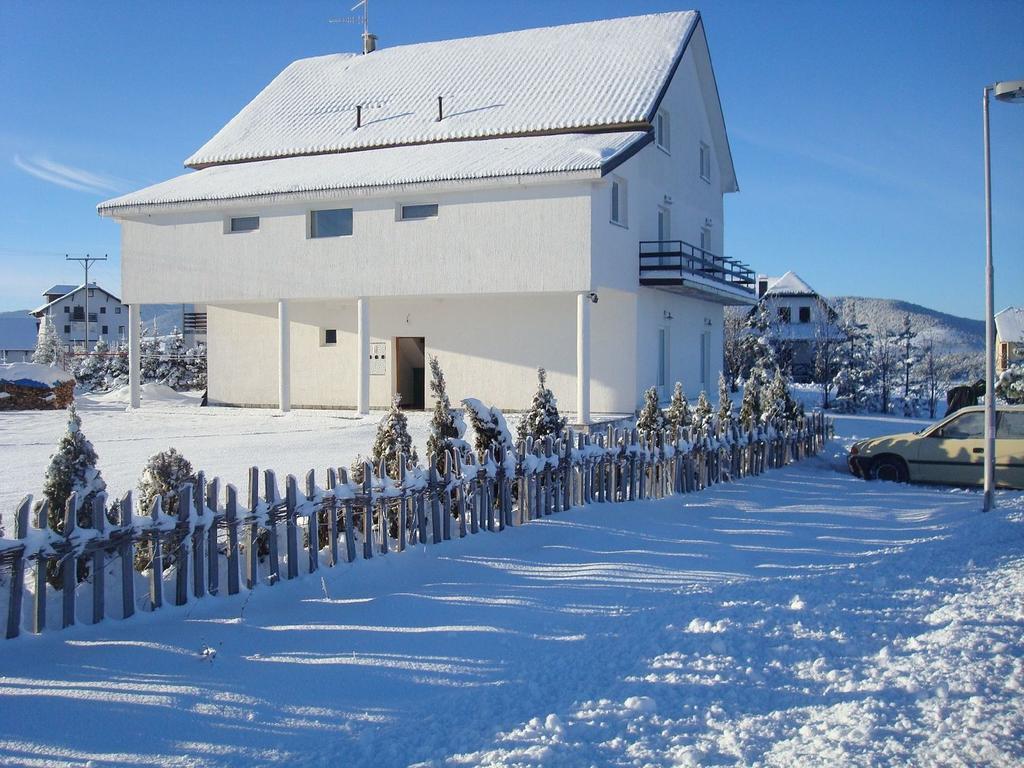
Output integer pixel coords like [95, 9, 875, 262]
[0, 315, 38, 363]
[995, 307, 1024, 374]
[755, 271, 840, 382]
[30, 283, 129, 352]
[98, 11, 755, 419]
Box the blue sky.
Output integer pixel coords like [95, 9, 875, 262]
[1, 0, 1021, 319]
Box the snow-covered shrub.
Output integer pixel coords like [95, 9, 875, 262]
[665, 381, 690, 435]
[997, 364, 1024, 404]
[517, 367, 566, 443]
[135, 447, 195, 572]
[72, 337, 110, 391]
[717, 372, 733, 427]
[636, 386, 666, 438]
[761, 367, 800, 424]
[739, 372, 762, 431]
[33, 314, 63, 368]
[426, 356, 461, 469]
[692, 391, 713, 434]
[372, 394, 419, 477]
[462, 398, 515, 459]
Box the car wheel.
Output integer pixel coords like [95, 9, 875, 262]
[870, 455, 908, 483]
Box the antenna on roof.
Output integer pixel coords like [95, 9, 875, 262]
[329, 0, 377, 54]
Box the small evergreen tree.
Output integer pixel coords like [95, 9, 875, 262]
[636, 386, 667, 438]
[461, 398, 515, 459]
[371, 394, 419, 477]
[426, 356, 460, 468]
[761, 367, 800, 425]
[33, 314, 63, 367]
[107, 342, 129, 388]
[692, 390, 713, 434]
[75, 337, 110, 391]
[135, 447, 196, 572]
[717, 371, 733, 427]
[665, 381, 690, 435]
[517, 367, 567, 442]
[739, 372, 762, 431]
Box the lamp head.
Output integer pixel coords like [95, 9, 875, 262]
[994, 80, 1024, 103]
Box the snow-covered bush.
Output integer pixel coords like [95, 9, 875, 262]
[517, 367, 566, 443]
[33, 314, 63, 367]
[717, 372, 733, 427]
[996, 364, 1024, 404]
[135, 448, 195, 572]
[692, 391, 713, 434]
[636, 386, 666, 438]
[739, 372, 762, 431]
[426, 356, 461, 468]
[761, 367, 800, 424]
[665, 381, 690, 435]
[462, 398, 515, 459]
[371, 394, 419, 477]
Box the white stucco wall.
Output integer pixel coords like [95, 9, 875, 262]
[118, 180, 592, 305]
[208, 291, 639, 414]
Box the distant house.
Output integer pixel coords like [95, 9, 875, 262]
[30, 283, 129, 353]
[0, 315, 38, 363]
[995, 307, 1024, 374]
[98, 12, 756, 417]
[754, 271, 840, 382]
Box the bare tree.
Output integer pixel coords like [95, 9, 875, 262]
[812, 300, 844, 410]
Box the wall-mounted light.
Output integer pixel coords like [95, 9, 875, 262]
[704, 318, 713, 327]
[589, 292, 599, 304]
[663, 310, 673, 320]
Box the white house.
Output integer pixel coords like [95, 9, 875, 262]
[995, 307, 1024, 374]
[98, 11, 755, 420]
[30, 283, 129, 353]
[0, 315, 37, 363]
[755, 272, 840, 382]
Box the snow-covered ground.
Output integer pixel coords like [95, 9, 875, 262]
[0, 398, 1022, 767]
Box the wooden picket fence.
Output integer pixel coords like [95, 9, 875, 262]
[1, 412, 832, 640]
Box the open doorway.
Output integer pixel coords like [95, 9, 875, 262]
[395, 337, 426, 409]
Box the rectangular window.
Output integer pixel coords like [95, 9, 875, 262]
[400, 203, 438, 221]
[100, 306, 106, 314]
[119, 326, 125, 337]
[115, 306, 122, 314]
[88, 289, 95, 298]
[778, 307, 792, 324]
[88, 313, 98, 323]
[699, 142, 712, 182]
[657, 328, 669, 392]
[610, 176, 627, 226]
[700, 226, 712, 253]
[63, 306, 70, 313]
[72, 306, 84, 321]
[229, 215, 260, 233]
[63, 325, 70, 334]
[311, 208, 353, 238]
[799, 306, 811, 323]
[655, 110, 670, 152]
[101, 325, 108, 335]
[324, 329, 337, 345]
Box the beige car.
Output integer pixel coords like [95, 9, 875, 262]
[848, 405, 1024, 489]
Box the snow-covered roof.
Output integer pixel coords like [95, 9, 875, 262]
[98, 131, 645, 213]
[995, 307, 1024, 344]
[30, 283, 122, 316]
[43, 284, 77, 298]
[184, 12, 698, 169]
[763, 271, 816, 297]
[0, 316, 37, 352]
[0, 362, 74, 388]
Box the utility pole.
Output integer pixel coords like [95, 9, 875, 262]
[66, 253, 107, 353]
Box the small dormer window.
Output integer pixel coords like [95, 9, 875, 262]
[799, 306, 811, 323]
[655, 110, 670, 152]
[229, 215, 260, 233]
[610, 176, 628, 227]
[699, 142, 712, 183]
[778, 307, 792, 324]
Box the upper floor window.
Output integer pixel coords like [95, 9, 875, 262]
[400, 203, 438, 221]
[311, 208, 353, 238]
[699, 142, 712, 183]
[799, 306, 811, 323]
[229, 215, 260, 233]
[699, 226, 712, 253]
[100, 306, 106, 314]
[610, 176, 628, 226]
[63, 306, 70, 314]
[115, 306, 122, 314]
[778, 307, 792, 324]
[655, 110, 671, 153]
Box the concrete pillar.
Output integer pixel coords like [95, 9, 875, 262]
[577, 292, 591, 425]
[128, 304, 141, 409]
[278, 299, 290, 413]
[356, 297, 369, 415]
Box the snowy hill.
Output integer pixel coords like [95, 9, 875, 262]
[830, 297, 984, 354]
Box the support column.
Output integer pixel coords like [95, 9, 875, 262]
[278, 299, 290, 413]
[128, 304, 141, 409]
[577, 292, 591, 425]
[356, 297, 369, 415]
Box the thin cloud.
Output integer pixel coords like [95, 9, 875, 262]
[12, 154, 126, 194]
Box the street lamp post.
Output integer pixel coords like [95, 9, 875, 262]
[982, 79, 1024, 512]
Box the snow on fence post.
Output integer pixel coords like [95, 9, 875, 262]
[32, 500, 49, 634]
[453, 450, 468, 538]
[174, 483, 192, 607]
[338, 467, 356, 564]
[224, 484, 241, 595]
[191, 474, 206, 600]
[118, 493, 135, 618]
[361, 462, 374, 559]
[429, 458, 443, 544]
[305, 470, 319, 574]
[263, 470, 281, 584]
[205, 476, 220, 596]
[284, 475, 300, 579]
[5, 496, 31, 639]
[91, 493, 106, 624]
[326, 467, 340, 565]
[148, 495, 165, 610]
[376, 459, 389, 555]
[398, 459, 410, 552]
[61, 493, 78, 628]
[442, 457, 453, 541]
[245, 467, 259, 589]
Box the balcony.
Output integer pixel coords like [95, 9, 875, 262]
[639, 240, 755, 304]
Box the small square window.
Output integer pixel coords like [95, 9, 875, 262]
[778, 307, 792, 324]
[88, 289, 95, 297]
[400, 203, 438, 220]
[700, 226, 712, 253]
[655, 110, 670, 152]
[311, 208, 353, 238]
[100, 306, 106, 314]
[324, 329, 337, 345]
[63, 306, 70, 313]
[64, 325, 70, 334]
[229, 215, 260, 233]
[101, 325, 108, 335]
[799, 306, 811, 323]
[699, 142, 712, 182]
[115, 306, 122, 314]
[610, 176, 628, 226]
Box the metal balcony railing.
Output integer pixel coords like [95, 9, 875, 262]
[639, 240, 755, 293]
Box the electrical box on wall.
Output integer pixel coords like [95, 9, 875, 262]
[370, 342, 387, 375]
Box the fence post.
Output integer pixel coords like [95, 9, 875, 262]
[430, 458, 442, 544]
[443, 455, 454, 540]
[191, 475, 206, 599]
[5, 496, 31, 639]
[305, 469, 319, 574]
[362, 462, 374, 559]
[283, 475, 300, 578]
[264, 469, 281, 584]
[33, 501, 49, 633]
[326, 467, 340, 565]
[119, 492, 136, 618]
[149, 495, 164, 610]
[376, 459, 389, 555]
[245, 467, 259, 589]
[399, 458, 410, 552]
[225, 484, 240, 595]
[174, 484, 192, 607]
[62, 492, 78, 628]
[206, 476, 220, 596]
[453, 450, 468, 538]
[91, 493, 106, 624]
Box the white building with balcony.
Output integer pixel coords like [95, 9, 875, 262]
[98, 11, 755, 420]
[30, 283, 129, 353]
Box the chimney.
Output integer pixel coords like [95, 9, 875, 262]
[363, 32, 377, 54]
[757, 276, 769, 299]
